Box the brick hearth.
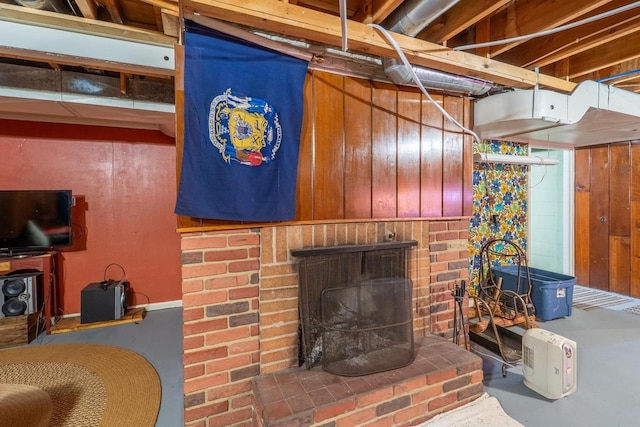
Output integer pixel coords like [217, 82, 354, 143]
[181, 218, 474, 427]
[252, 336, 482, 427]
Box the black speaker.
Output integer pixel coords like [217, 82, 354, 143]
[80, 280, 130, 324]
[0, 273, 44, 318]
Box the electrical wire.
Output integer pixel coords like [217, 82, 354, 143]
[70, 222, 84, 243]
[103, 263, 126, 283]
[368, 23, 480, 143]
[126, 291, 151, 324]
[528, 162, 550, 189]
[469, 342, 521, 371]
[453, 1, 640, 52]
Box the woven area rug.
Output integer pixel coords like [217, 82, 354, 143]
[0, 343, 161, 427]
[417, 393, 524, 427]
[572, 285, 640, 315]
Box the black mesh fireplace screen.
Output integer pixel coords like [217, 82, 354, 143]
[291, 241, 417, 376]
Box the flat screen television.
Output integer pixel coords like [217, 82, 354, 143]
[0, 190, 73, 255]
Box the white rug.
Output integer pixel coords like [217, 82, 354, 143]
[572, 285, 640, 315]
[417, 393, 524, 427]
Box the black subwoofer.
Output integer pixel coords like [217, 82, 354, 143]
[80, 280, 130, 324]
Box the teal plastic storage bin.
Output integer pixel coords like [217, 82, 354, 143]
[492, 266, 575, 321]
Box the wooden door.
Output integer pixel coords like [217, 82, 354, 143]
[575, 142, 637, 296]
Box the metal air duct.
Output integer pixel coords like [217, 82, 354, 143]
[474, 80, 640, 146]
[381, 0, 461, 37]
[383, 58, 493, 96]
[380, 0, 495, 96]
[14, 0, 74, 14]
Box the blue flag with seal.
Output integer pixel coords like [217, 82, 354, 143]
[175, 21, 309, 221]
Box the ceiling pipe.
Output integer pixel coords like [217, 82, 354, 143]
[339, 0, 348, 51]
[14, 0, 75, 14]
[383, 58, 493, 95]
[381, 0, 461, 37]
[380, 0, 494, 96]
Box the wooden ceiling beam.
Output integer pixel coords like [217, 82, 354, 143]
[74, 0, 98, 19]
[495, 0, 640, 69]
[99, 0, 125, 25]
[601, 59, 640, 87]
[368, 0, 403, 23]
[161, 8, 180, 38]
[540, 29, 640, 79]
[153, 6, 164, 32]
[0, 3, 175, 45]
[575, 58, 640, 85]
[181, 0, 575, 92]
[530, 19, 640, 70]
[416, 0, 509, 45]
[351, 0, 373, 23]
[474, 15, 490, 59]
[350, 0, 405, 24]
[346, 0, 402, 24]
[0, 4, 175, 78]
[488, 0, 611, 58]
[295, 0, 359, 17]
[138, 0, 179, 13]
[615, 78, 640, 93]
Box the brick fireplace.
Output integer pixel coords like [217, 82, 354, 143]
[181, 218, 481, 427]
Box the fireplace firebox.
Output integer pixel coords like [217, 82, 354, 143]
[291, 240, 417, 376]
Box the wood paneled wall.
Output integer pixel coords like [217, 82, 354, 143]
[178, 70, 473, 229]
[575, 142, 640, 297]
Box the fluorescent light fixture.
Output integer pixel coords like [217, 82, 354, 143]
[473, 152, 560, 166]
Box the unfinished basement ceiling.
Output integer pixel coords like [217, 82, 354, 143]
[1, 0, 640, 139]
[0, 61, 175, 136]
[178, 0, 640, 91]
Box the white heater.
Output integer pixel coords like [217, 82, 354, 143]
[522, 328, 577, 399]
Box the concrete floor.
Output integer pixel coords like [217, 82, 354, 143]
[478, 290, 640, 427]
[25, 285, 640, 427]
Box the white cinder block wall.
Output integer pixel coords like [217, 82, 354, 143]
[528, 148, 572, 274]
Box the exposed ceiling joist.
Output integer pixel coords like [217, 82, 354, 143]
[496, 0, 640, 69]
[138, 0, 179, 12]
[541, 29, 640, 79]
[181, 0, 576, 92]
[75, 0, 98, 20]
[582, 58, 640, 85]
[99, 0, 125, 25]
[0, 3, 174, 45]
[2, 0, 639, 92]
[161, 8, 180, 38]
[0, 3, 175, 78]
[416, 0, 510, 45]
[368, 0, 404, 23]
[486, 0, 611, 57]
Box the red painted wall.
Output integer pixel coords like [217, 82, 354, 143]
[0, 120, 181, 315]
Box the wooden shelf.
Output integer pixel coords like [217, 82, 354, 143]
[0, 312, 41, 349]
[50, 307, 146, 334]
